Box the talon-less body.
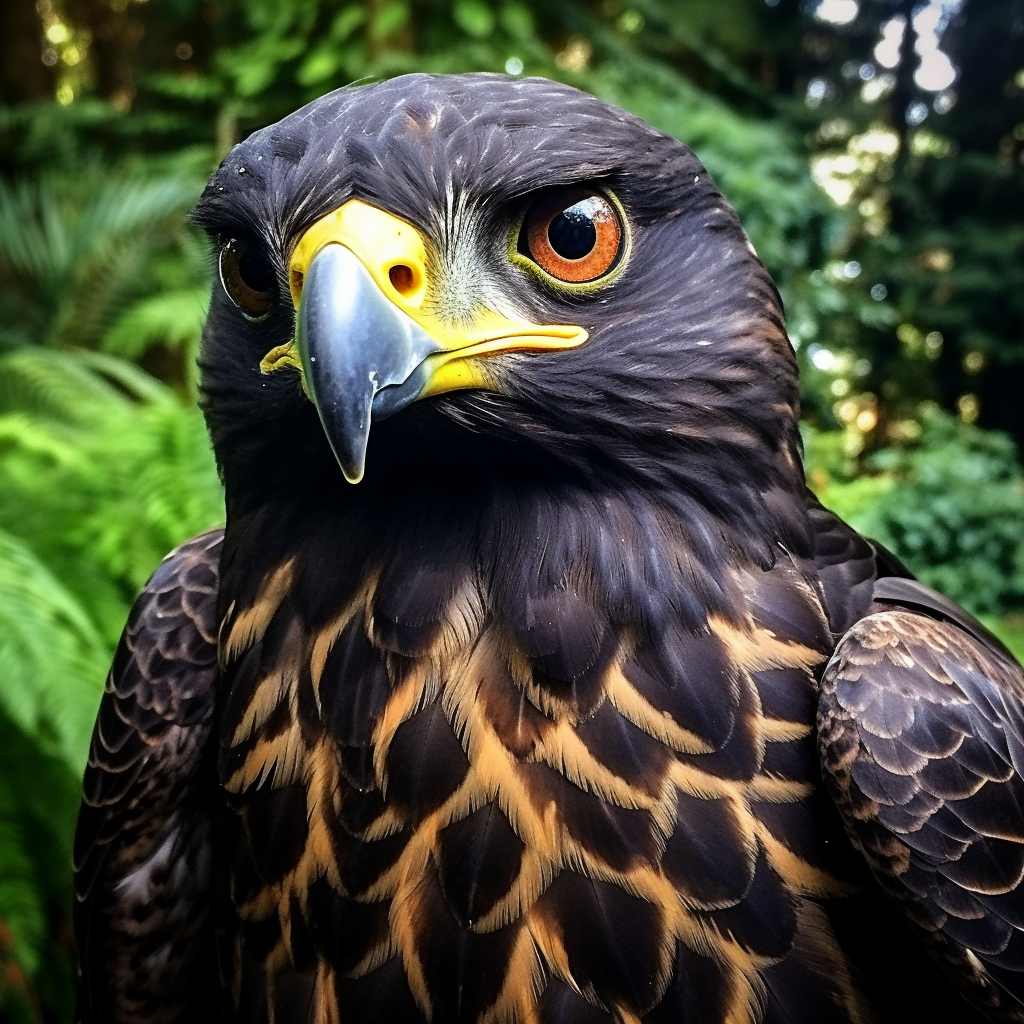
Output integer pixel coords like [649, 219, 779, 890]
[74, 75, 1024, 1023]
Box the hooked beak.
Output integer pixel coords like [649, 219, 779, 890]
[262, 199, 587, 483]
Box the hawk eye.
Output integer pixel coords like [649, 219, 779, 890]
[219, 238, 276, 320]
[521, 188, 623, 284]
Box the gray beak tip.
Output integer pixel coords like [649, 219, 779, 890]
[341, 461, 365, 485]
[295, 244, 441, 484]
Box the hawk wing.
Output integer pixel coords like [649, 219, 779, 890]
[819, 575, 1024, 1022]
[73, 530, 223, 1024]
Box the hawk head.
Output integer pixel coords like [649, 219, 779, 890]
[193, 73, 805, 569]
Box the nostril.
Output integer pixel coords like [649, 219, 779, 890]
[389, 264, 415, 296]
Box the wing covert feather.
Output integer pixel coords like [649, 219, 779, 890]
[820, 578, 1024, 1021]
[73, 530, 223, 1024]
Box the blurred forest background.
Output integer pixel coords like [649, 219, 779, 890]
[0, 0, 1022, 1017]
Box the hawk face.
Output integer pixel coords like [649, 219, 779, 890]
[194, 73, 805, 568]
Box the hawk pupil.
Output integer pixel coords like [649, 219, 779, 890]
[239, 248, 275, 293]
[548, 205, 597, 260]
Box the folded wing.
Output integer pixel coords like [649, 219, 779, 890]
[820, 576, 1024, 1022]
[74, 530, 223, 1024]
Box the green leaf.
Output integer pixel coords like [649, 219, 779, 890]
[330, 5, 366, 41]
[297, 45, 342, 87]
[499, 3, 535, 40]
[453, 0, 496, 38]
[370, 1, 410, 40]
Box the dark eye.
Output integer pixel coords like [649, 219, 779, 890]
[219, 238, 276, 319]
[520, 188, 623, 284]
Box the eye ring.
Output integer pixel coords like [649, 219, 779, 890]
[219, 238, 277, 320]
[519, 188, 624, 284]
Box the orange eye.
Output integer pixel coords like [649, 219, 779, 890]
[521, 188, 623, 284]
[219, 238, 276, 320]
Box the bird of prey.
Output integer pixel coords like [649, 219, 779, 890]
[73, 73, 1024, 1024]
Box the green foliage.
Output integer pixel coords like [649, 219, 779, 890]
[808, 409, 1024, 617]
[0, 349, 223, 642]
[0, 171, 204, 353]
[0, 348, 221, 1020]
[0, 528, 108, 766]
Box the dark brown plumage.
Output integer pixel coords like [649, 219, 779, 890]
[73, 73, 1024, 1023]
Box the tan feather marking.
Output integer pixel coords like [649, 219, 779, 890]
[261, 938, 292, 975]
[302, 740, 343, 891]
[473, 846, 558, 932]
[371, 662, 437, 790]
[222, 560, 295, 664]
[259, 745, 397, 969]
[501, 641, 581, 722]
[358, 759, 498, 905]
[747, 775, 814, 803]
[667, 760, 747, 801]
[217, 598, 236, 671]
[533, 719, 663, 812]
[756, 823, 851, 898]
[389, 835, 436, 1017]
[313, 963, 340, 1024]
[441, 661, 561, 858]
[431, 579, 487, 667]
[382, 740, 554, 929]
[605, 663, 714, 755]
[443, 633, 552, 756]
[522, 717, 678, 862]
[709, 615, 824, 673]
[527, 910, 575, 993]
[236, 881, 282, 920]
[437, 669, 567, 919]
[670, 759, 813, 805]
[478, 923, 544, 1024]
[702, 914, 789, 974]
[309, 612, 355, 695]
[340, 928, 397, 980]
[309, 575, 382, 698]
[230, 667, 295, 747]
[612, 863, 760, 972]
[227, 721, 307, 792]
[444, 655, 683, 914]
[451, 631, 555, 759]
[760, 715, 813, 744]
[528, 884, 675, 1017]
[725, 960, 764, 1024]
[356, 856, 407, 905]
[278, 901, 299, 973]
[264, 947, 305, 1024]
[354, 804, 409, 843]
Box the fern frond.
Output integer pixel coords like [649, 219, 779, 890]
[101, 286, 209, 360]
[0, 529, 108, 770]
[0, 172, 204, 352]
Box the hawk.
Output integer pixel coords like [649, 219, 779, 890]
[73, 74, 1024, 1023]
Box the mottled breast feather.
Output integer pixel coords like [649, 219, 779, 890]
[217, 523, 880, 1024]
